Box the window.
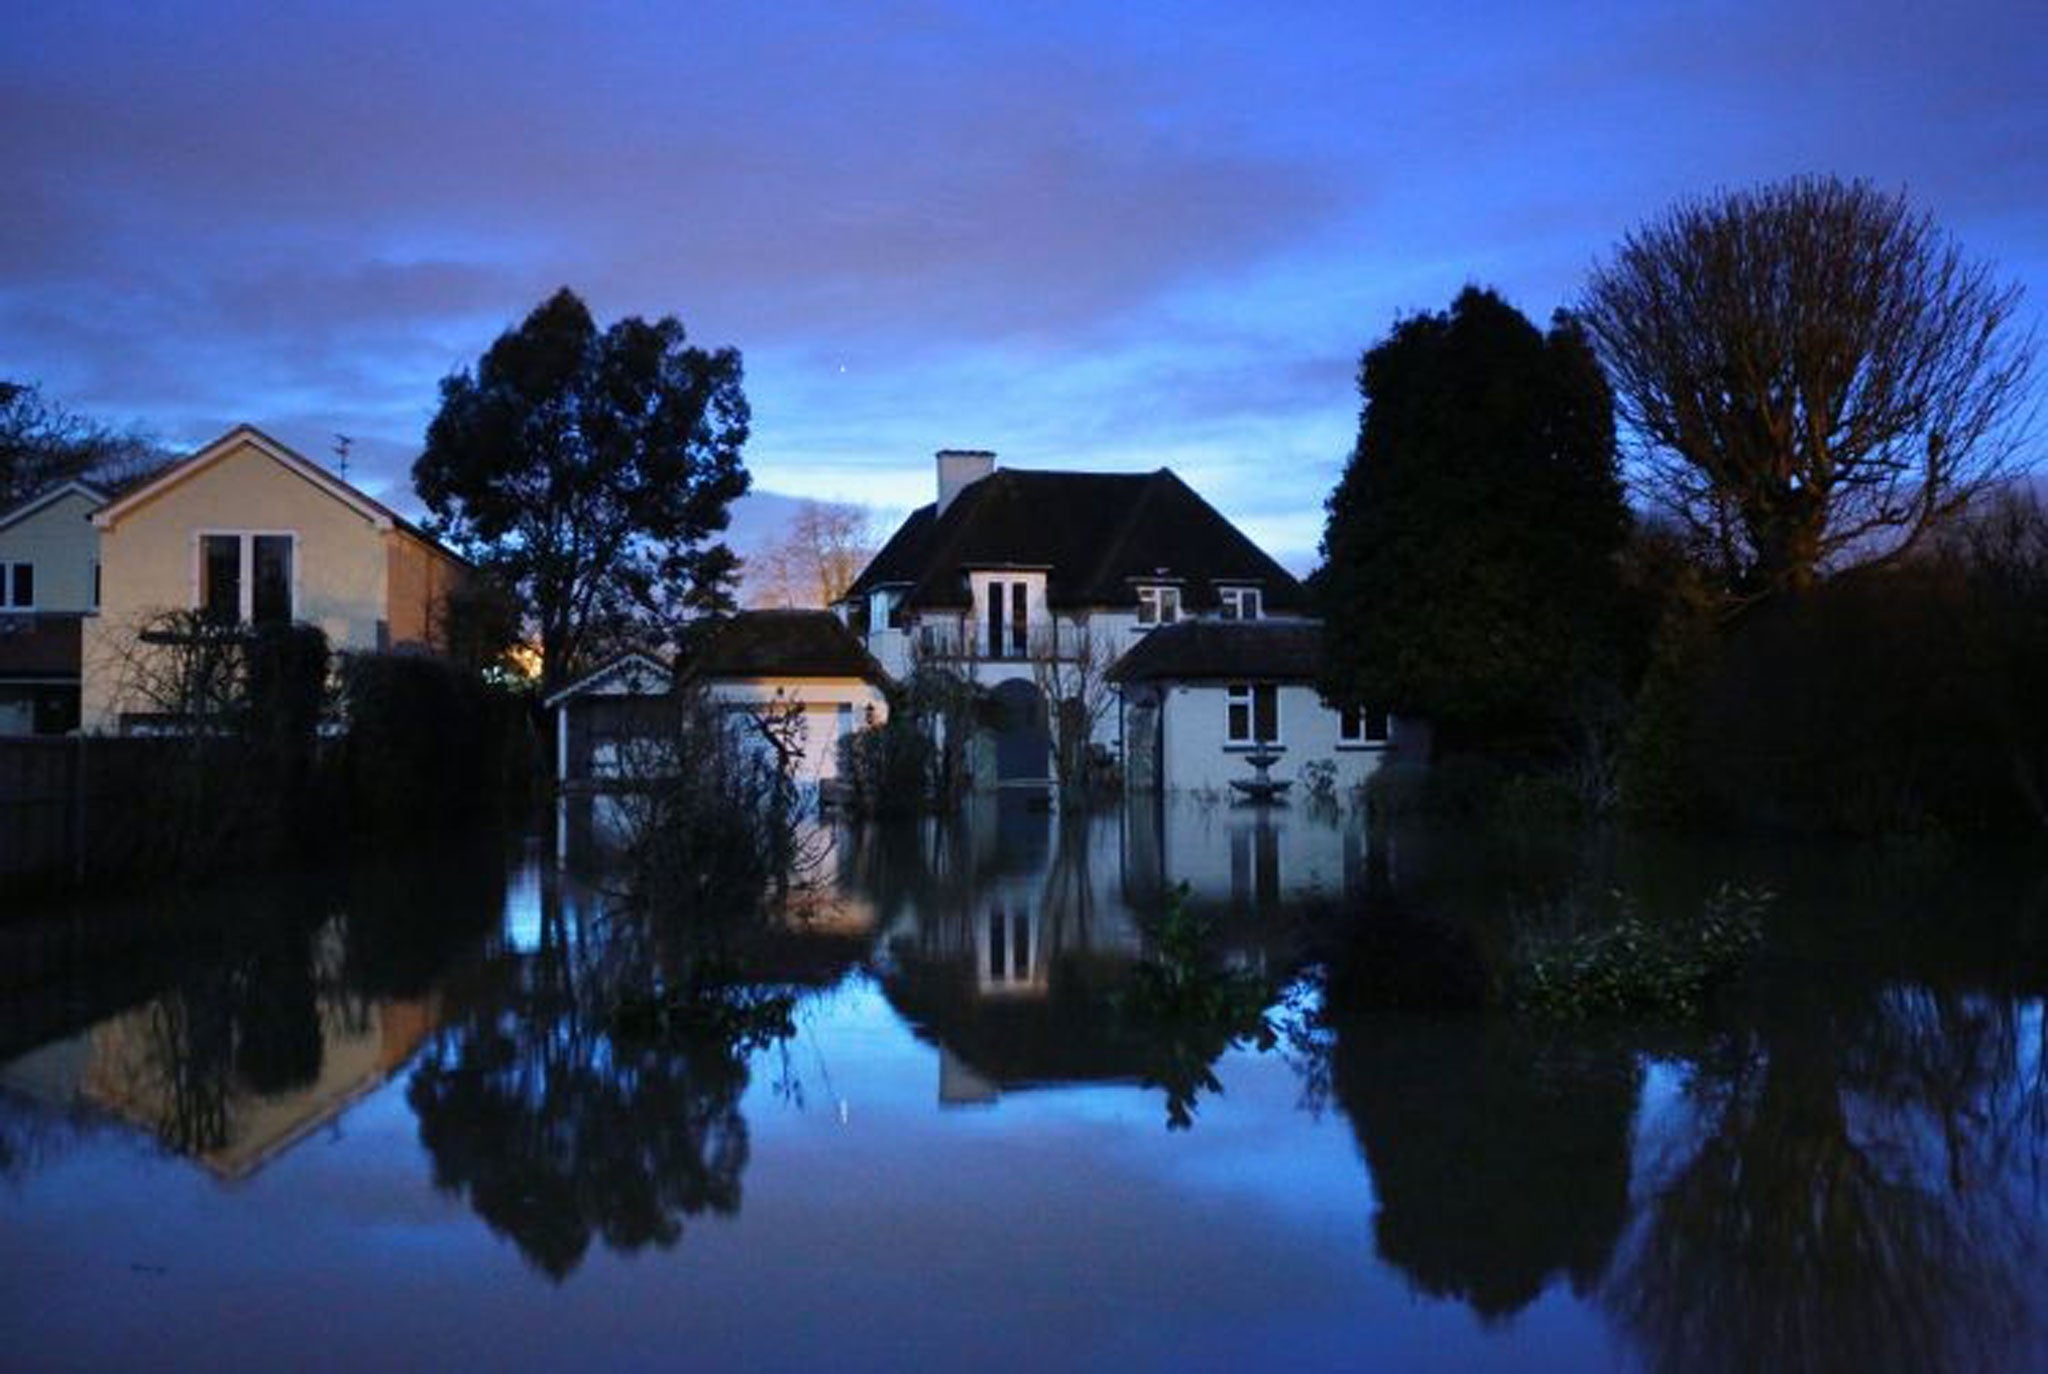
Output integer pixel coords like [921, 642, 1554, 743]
[1338, 703, 1390, 746]
[1, 562, 32, 610]
[1136, 584, 1181, 626]
[1218, 586, 1261, 620]
[1226, 682, 1279, 745]
[985, 579, 1029, 658]
[199, 533, 294, 626]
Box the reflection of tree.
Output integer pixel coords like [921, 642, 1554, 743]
[131, 893, 332, 1155]
[1330, 1011, 1640, 1320]
[406, 871, 788, 1282]
[1607, 987, 2044, 1373]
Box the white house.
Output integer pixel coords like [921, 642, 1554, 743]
[678, 609, 890, 784]
[1108, 618, 1420, 796]
[0, 480, 106, 734]
[546, 612, 891, 856]
[837, 449, 1405, 792]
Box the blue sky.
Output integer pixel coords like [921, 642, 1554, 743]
[4, 1, 2044, 568]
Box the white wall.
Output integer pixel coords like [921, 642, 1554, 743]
[0, 488, 100, 613]
[1155, 682, 1393, 794]
[707, 676, 889, 782]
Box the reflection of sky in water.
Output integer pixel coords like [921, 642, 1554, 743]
[499, 859, 547, 954]
[6, 807, 2048, 1371]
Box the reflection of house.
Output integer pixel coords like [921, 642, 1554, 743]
[837, 449, 1410, 790]
[0, 989, 437, 1181]
[859, 795, 1362, 1108]
[0, 481, 104, 734]
[81, 426, 468, 732]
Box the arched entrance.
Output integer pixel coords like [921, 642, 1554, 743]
[989, 678, 1051, 784]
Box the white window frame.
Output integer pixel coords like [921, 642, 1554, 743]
[193, 529, 300, 625]
[1336, 702, 1390, 748]
[1225, 681, 1280, 747]
[1218, 586, 1262, 620]
[1136, 584, 1181, 627]
[1, 561, 34, 611]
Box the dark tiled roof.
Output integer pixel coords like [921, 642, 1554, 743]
[842, 468, 1303, 614]
[1108, 617, 1323, 684]
[0, 615, 83, 679]
[680, 610, 887, 684]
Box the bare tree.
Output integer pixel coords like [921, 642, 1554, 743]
[1030, 617, 1118, 795]
[746, 500, 877, 609]
[1580, 177, 2037, 599]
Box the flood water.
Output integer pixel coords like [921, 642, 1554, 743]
[3, 797, 2045, 1371]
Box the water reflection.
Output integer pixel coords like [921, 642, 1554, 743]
[3, 800, 2046, 1368]
[1607, 985, 2046, 1373]
[1329, 1013, 1639, 1321]
[1, 874, 446, 1178]
[841, 796, 1332, 1127]
[407, 859, 876, 1280]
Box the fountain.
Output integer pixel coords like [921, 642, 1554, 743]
[1227, 748, 1292, 804]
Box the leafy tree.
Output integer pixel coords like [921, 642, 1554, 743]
[1580, 176, 2037, 600]
[1317, 286, 1629, 748]
[0, 380, 166, 507]
[413, 288, 751, 693]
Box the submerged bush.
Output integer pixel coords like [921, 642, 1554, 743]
[1512, 883, 1769, 1020]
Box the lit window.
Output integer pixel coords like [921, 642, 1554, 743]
[1218, 586, 1261, 620]
[1338, 703, 1390, 745]
[1226, 682, 1279, 745]
[1136, 584, 1181, 626]
[1, 562, 33, 610]
[199, 533, 294, 626]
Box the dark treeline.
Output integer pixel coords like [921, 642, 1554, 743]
[1319, 176, 2042, 837]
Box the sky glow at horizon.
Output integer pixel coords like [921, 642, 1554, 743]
[4, 2, 2044, 569]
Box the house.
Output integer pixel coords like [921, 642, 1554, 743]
[837, 449, 1403, 793]
[1109, 617, 1420, 795]
[0, 480, 105, 733]
[679, 609, 890, 783]
[546, 612, 890, 858]
[80, 425, 468, 732]
[547, 612, 889, 790]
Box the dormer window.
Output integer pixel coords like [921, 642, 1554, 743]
[1136, 584, 1180, 626]
[1218, 586, 1261, 620]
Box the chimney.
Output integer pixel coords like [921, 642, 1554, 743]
[936, 449, 996, 515]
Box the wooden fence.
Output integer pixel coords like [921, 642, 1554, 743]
[0, 736, 193, 887]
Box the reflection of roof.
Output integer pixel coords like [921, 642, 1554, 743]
[843, 468, 1304, 614]
[1108, 617, 1324, 684]
[680, 610, 887, 684]
[0, 615, 82, 679]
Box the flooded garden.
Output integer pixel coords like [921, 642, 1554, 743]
[4, 797, 2046, 1371]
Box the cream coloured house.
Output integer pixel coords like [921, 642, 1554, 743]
[81, 425, 468, 731]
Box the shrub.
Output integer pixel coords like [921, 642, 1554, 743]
[343, 652, 531, 838]
[1511, 882, 1769, 1020]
